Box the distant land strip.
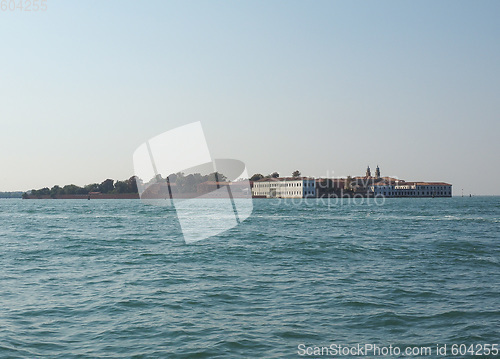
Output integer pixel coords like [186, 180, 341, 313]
[0, 191, 23, 199]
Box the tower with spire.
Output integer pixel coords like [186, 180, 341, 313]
[366, 165, 371, 177]
[375, 165, 380, 179]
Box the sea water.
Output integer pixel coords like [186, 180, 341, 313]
[0, 197, 498, 358]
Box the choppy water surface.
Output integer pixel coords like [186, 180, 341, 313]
[0, 197, 499, 358]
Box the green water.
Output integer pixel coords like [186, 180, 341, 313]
[0, 197, 498, 358]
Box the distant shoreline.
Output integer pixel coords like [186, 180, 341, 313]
[0, 191, 23, 199]
[15, 194, 500, 199]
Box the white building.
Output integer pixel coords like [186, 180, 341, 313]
[370, 182, 452, 197]
[252, 177, 316, 198]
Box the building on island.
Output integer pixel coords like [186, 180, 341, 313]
[369, 181, 452, 197]
[354, 165, 452, 197]
[251, 166, 452, 198]
[252, 177, 316, 198]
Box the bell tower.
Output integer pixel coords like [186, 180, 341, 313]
[375, 165, 380, 179]
[366, 165, 371, 177]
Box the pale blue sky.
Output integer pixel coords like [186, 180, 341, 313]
[1, 1, 499, 194]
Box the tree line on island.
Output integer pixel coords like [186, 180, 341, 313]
[24, 172, 228, 198]
[25, 177, 139, 198]
[23, 170, 303, 198]
[249, 170, 301, 181]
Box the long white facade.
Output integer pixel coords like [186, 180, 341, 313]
[370, 182, 452, 197]
[252, 178, 316, 198]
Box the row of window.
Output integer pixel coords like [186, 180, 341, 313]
[380, 191, 451, 196]
[283, 191, 302, 195]
[279, 189, 316, 194]
[376, 186, 451, 191]
[394, 189, 449, 191]
[251, 190, 315, 196]
[254, 182, 316, 187]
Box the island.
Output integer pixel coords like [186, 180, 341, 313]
[22, 166, 452, 199]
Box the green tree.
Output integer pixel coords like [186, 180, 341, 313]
[127, 176, 138, 193]
[270, 172, 279, 178]
[38, 187, 50, 196]
[113, 180, 128, 194]
[292, 170, 301, 178]
[167, 173, 178, 183]
[192, 173, 204, 184]
[184, 174, 197, 193]
[99, 179, 114, 193]
[63, 184, 85, 195]
[207, 172, 227, 182]
[85, 183, 100, 193]
[50, 185, 62, 196]
[174, 172, 186, 187]
[250, 173, 264, 181]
